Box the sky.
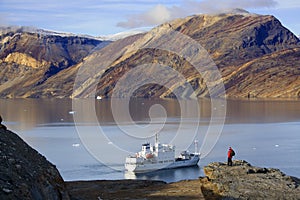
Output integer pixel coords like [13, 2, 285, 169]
[0, 0, 299, 36]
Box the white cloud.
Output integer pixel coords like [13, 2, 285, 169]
[117, 4, 172, 28]
[117, 0, 278, 28]
[4, 0, 299, 35]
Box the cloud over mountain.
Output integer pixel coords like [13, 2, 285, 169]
[117, 0, 278, 28]
[117, 4, 172, 28]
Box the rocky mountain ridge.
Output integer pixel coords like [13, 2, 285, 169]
[73, 12, 300, 99]
[1, 12, 299, 98]
[0, 26, 110, 98]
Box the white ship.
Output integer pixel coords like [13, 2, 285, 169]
[125, 134, 200, 173]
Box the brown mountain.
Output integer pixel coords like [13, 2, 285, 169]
[0, 27, 109, 98]
[72, 11, 300, 99]
[1, 11, 300, 98]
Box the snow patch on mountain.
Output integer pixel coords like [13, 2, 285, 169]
[98, 29, 148, 41]
[0, 26, 147, 41]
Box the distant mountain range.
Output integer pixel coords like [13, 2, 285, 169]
[0, 26, 146, 41]
[0, 11, 299, 98]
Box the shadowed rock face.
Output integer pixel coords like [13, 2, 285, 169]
[223, 48, 300, 98]
[174, 14, 299, 67]
[1, 12, 300, 98]
[0, 127, 69, 199]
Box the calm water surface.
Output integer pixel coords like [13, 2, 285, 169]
[1, 98, 300, 182]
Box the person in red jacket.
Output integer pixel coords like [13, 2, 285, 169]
[227, 147, 235, 166]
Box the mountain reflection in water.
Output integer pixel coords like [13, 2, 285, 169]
[0, 98, 300, 181]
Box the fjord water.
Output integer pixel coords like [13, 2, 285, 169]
[1, 98, 300, 182]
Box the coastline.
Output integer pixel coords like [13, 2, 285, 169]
[1, 126, 299, 199]
[65, 160, 300, 200]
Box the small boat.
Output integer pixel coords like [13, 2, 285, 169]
[125, 133, 200, 173]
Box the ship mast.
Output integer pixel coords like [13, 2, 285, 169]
[194, 140, 199, 154]
[155, 132, 159, 144]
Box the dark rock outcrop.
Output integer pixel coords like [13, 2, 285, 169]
[200, 160, 300, 199]
[0, 124, 69, 199]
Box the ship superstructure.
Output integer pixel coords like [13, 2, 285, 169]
[125, 134, 200, 173]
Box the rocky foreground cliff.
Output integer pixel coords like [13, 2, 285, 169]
[1, 10, 300, 98]
[0, 124, 69, 199]
[1, 124, 299, 199]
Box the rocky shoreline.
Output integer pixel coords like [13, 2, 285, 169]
[1, 125, 299, 199]
[201, 160, 300, 199]
[65, 160, 300, 200]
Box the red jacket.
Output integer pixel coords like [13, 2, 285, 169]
[228, 149, 233, 158]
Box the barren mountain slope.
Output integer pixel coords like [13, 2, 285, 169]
[1, 11, 299, 98]
[0, 27, 109, 98]
[72, 12, 300, 98]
